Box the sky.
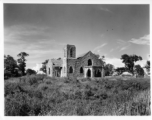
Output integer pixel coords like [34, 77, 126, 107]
[4, 4, 150, 69]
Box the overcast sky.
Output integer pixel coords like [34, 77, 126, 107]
[4, 4, 150, 69]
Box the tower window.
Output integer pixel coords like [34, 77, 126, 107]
[70, 47, 75, 57]
[49, 68, 50, 74]
[70, 48, 73, 57]
[69, 66, 73, 73]
[88, 59, 92, 66]
[80, 67, 83, 73]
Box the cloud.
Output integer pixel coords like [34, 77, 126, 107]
[105, 57, 147, 68]
[116, 39, 131, 51]
[119, 45, 130, 51]
[105, 57, 124, 68]
[117, 39, 126, 45]
[4, 24, 52, 44]
[129, 34, 149, 45]
[92, 43, 107, 53]
[100, 34, 104, 38]
[99, 7, 112, 13]
[4, 24, 65, 69]
[110, 49, 114, 52]
[4, 24, 65, 50]
[135, 60, 147, 67]
[147, 54, 150, 60]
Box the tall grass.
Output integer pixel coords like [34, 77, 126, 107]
[5, 75, 151, 116]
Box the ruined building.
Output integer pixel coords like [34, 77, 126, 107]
[46, 44, 104, 78]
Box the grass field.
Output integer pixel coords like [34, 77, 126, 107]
[4, 75, 151, 116]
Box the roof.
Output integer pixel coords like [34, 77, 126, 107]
[77, 52, 88, 58]
[112, 72, 118, 76]
[77, 51, 94, 58]
[51, 59, 63, 67]
[121, 72, 133, 76]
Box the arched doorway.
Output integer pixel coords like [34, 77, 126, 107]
[94, 69, 101, 77]
[87, 69, 91, 77]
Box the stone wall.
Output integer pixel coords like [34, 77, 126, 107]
[61, 58, 67, 77]
[67, 58, 77, 78]
[46, 45, 104, 78]
[66, 45, 76, 58]
[74, 51, 103, 78]
[46, 59, 53, 77]
[52, 67, 62, 77]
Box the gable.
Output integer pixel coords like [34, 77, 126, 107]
[51, 59, 63, 67]
[46, 59, 63, 68]
[77, 51, 103, 66]
[77, 51, 99, 59]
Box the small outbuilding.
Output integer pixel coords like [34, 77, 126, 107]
[121, 72, 133, 76]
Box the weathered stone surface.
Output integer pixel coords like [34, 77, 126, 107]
[46, 44, 104, 78]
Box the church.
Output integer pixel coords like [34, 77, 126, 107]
[46, 44, 105, 78]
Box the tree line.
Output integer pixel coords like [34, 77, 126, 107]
[110, 54, 150, 77]
[4, 52, 36, 79]
[98, 54, 150, 77]
[4, 52, 150, 79]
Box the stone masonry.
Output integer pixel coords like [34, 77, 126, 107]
[46, 44, 104, 78]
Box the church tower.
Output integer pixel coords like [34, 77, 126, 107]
[62, 44, 76, 77]
[64, 44, 76, 59]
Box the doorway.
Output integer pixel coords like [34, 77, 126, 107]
[87, 69, 91, 77]
[94, 69, 101, 77]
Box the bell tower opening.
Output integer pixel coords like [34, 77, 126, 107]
[70, 48, 74, 57]
[64, 44, 76, 59]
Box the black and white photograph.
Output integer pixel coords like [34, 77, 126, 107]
[2, 1, 151, 116]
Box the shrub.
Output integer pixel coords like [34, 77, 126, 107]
[5, 77, 150, 116]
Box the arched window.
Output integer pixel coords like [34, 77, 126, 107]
[88, 59, 92, 66]
[49, 68, 50, 74]
[80, 67, 83, 73]
[69, 66, 73, 73]
[70, 48, 73, 57]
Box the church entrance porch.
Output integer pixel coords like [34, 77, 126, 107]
[93, 66, 103, 78]
[53, 67, 62, 77]
[94, 69, 101, 77]
[84, 67, 93, 78]
[84, 66, 103, 78]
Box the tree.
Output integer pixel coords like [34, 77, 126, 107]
[121, 54, 142, 74]
[115, 67, 126, 75]
[26, 69, 36, 75]
[145, 60, 150, 73]
[17, 52, 29, 76]
[104, 64, 114, 76]
[4, 55, 18, 78]
[40, 59, 49, 73]
[100, 55, 106, 67]
[134, 65, 144, 77]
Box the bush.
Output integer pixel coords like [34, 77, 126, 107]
[19, 74, 46, 85]
[4, 70, 12, 80]
[5, 77, 151, 116]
